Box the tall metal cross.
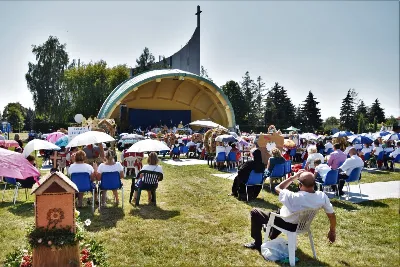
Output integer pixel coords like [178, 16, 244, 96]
[195, 5, 202, 28]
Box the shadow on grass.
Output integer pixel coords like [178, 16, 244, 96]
[3, 201, 35, 217]
[288, 249, 330, 266]
[130, 205, 180, 220]
[82, 207, 125, 232]
[330, 199, 359, 211]
[356, 199, 389, 208]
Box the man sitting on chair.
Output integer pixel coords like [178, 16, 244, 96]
[337, 147, 364, 196]
[244, 170, 336, 251]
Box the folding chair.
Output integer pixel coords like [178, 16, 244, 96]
[344, 167, 363, 200]
[215, 152, 227, 169]
[227, 151, 239, 170]
[364, 152, 371, 161]
[285, 160, 292, 178]
[263, 208, 320, 266]
[1, 177, 20, 205]
[135, 170, 163, 206]
[244, 170, 265, 202]
[269, 163, 285, 192]
[123, 156, 136, 177]
[289, 149, 296, 161]
[172, 147, 180, 159]
[315, 169, 340, 199]
[71, 172, 95, 212]
[98, 171, 123, 211]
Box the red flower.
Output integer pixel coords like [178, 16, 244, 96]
[84, 262, 93, 267]
[81, 254, 89, 262]
[81, 249, 89, 255]
[23, 255, 31, 261]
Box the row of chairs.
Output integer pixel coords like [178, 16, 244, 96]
[244, 160, 292, 201]
[215, 151, 240, 169]
[315, 167, 363, 200]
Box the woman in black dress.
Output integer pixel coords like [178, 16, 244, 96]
[231, 149, 265, 201]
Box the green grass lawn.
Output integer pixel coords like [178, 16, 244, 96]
[0, 161, 399, 266]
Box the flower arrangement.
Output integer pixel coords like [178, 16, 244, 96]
[4, 210, 108, 267]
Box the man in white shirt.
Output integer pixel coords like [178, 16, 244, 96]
[324, 141, 333, 153]
[244, 170, 336, 251]
[337, 148, 364, 195]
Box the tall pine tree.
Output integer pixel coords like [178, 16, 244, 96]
[264, 82, 295, 129]
[254, 76, 266, 126]
[300, 91, 322, 132]
[240, 71, 256, 126]
[339, 89, 357, 131]
[368, 99, 385, 124]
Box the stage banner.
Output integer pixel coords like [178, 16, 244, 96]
[68, 126, 90, 140]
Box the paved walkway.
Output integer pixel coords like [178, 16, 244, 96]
[162, 158, 208, 166]
[211, 172, 399, 203]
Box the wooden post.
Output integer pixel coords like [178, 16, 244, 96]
[50, 151, 62, 169]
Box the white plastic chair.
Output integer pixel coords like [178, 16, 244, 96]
[124, 156, 136, 177]
[263, 208, 320, 266]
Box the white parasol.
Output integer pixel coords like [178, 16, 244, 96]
[66, 131, 115, 148]
[127, 139, 171, 153]
[23, 139, 60, 158]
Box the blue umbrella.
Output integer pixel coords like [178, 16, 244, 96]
[332, 131, 353, 138]
[382, 133, 400, 141]
[348, 135, 373, 144]
[55, 136, 69, 147]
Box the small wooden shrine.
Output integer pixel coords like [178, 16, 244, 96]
[31, 172, 80, 267]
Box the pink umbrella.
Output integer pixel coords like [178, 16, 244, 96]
[0, 148, 40, 179]
[46, 132, 65, 143]
[0, 140, 19, 148]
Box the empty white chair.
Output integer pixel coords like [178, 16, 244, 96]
[123, 156, 136, 177]
[263, 208, 320, 266]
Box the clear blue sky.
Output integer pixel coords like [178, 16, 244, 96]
[0, 1, 398, 120]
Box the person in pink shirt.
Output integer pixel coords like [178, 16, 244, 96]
[327, 143, 347, 170]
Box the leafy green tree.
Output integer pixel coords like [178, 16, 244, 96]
[64, 61, 129, 119]
[386, 116, 397, 128]
[264, 82, 295, 129]
[221, 81, 246, 126]
[294, 105, 304, 130]
[339, 89, 357, 131]
[323, 116, 340, 134]
[368, 99, 385, 125]
[373, 117, 378, 132]
[135, 47, 155, 75]
[300, 91, 322, 132]
[7, 106, 24, 132]
[25, 36, 69, 122]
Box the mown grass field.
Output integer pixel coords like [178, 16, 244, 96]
[0, 159, 399, 266]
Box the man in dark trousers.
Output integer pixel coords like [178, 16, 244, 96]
[244, 170, 337, 251]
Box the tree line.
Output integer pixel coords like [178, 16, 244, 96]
[0, 36, 396, 134]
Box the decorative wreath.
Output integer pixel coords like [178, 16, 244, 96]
[47, 208, 65, 227]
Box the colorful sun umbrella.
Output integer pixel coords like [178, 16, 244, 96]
[0, 140, 19, 148]
[0, 148, 40, 179]
[46, 132, 66, 143]
[55, 136, 69, 147]
[332, 131, 354, 138]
